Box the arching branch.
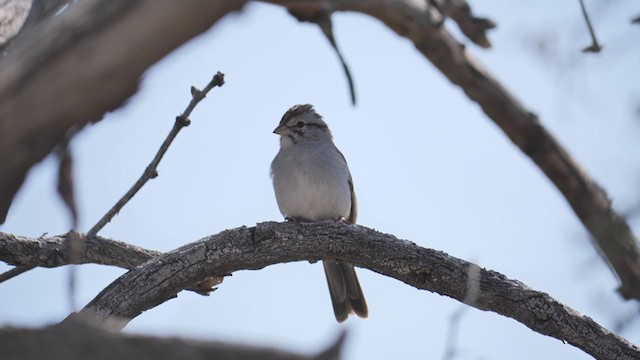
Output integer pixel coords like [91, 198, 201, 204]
[267, 0, 640, 302]
[13, 221, 624, 360]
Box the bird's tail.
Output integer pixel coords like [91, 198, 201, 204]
[323, 260, 368, 322]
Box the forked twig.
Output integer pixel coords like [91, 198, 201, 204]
[87, 72, 225, 237]
[0, 265, 35, 283]
[578, 0, 602, 53]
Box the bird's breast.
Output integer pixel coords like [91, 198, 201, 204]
[272, 145, 351, 221]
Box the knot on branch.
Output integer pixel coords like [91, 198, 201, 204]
[175, 116, 191, 127]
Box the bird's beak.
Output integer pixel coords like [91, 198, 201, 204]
[273, 125, 288, 135]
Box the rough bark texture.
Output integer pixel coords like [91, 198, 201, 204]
[0, 231, 160, 269]
[0, 231, 222, 294]
[0, 0, 246, 223]
[9, 221, 621, 360]
[0, 315, 344, 360]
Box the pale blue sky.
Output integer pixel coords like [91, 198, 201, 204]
[2, 2, 639, 359]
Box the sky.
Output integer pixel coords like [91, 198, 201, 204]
[2, 1, 640, 359]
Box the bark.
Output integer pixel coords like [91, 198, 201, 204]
[0, 231, 222, 294]
[3, 223, 629, 359]
[0, 231, 160, 269]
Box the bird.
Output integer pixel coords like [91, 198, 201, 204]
[270, 104, 368, 322]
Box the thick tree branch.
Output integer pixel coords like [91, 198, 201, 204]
[1, 315, 344, 360]
[10, 221, 621, 360]
[268, 0, 640, 302]
[0, 231, 160, 269]
[0, 231, 221, 293]
[0, 0, 246, 223]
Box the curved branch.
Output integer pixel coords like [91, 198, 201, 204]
[268, 0, 640, 301]
[65, 221, 639, 360]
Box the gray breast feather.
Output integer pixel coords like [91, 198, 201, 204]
[271, 143, 352, 221]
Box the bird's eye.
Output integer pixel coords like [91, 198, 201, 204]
[294, 121, 305, 128]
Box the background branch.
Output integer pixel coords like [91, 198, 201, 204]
[0, 231, 160, 269]
[269, 0, 640, 301]
[1, 315, 345, 360]
[0, 0, 245, 224]
[41, 221, 635, 360]
[578, 0, 602, 52]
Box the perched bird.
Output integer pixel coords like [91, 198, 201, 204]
[271, 104, 368, 322]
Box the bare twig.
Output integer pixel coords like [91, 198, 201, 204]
[0, 265, 35, 283]
[578, 0, 602, 53]
[288, 9, 357, 105]
[87, 72, 225, 237]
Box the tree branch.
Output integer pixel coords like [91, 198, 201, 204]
[0, 231, 221, 293]
[87, 72, 225, 236]
[1, 315, 345, 360]
[577, 0, 602, 53]
[7, 221, 620, 360]
[0, 0, 73, 54]
[268, 0, 640, 301]
[0, 0, 246, 223]
[0, 231, 160, 269]
[429, 0, 495, 48]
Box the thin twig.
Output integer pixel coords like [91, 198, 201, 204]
[87, 72, 225, 237]
[288, 10, 357, 105]
[0, 265, 35, 283]
[578, 0, 602, 53]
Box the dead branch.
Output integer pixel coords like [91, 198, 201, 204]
[0, 231, 222, 293]
[16, 221, 625, 360]
[0, 315, 344, 360]
[0, 0, 73, 53]
[578, 0, 602, 53]
[87, 72, 225, 236]
[429, 0, 495, 48]
[0, 0, 246, 223]
[0, 231, 160, 269]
